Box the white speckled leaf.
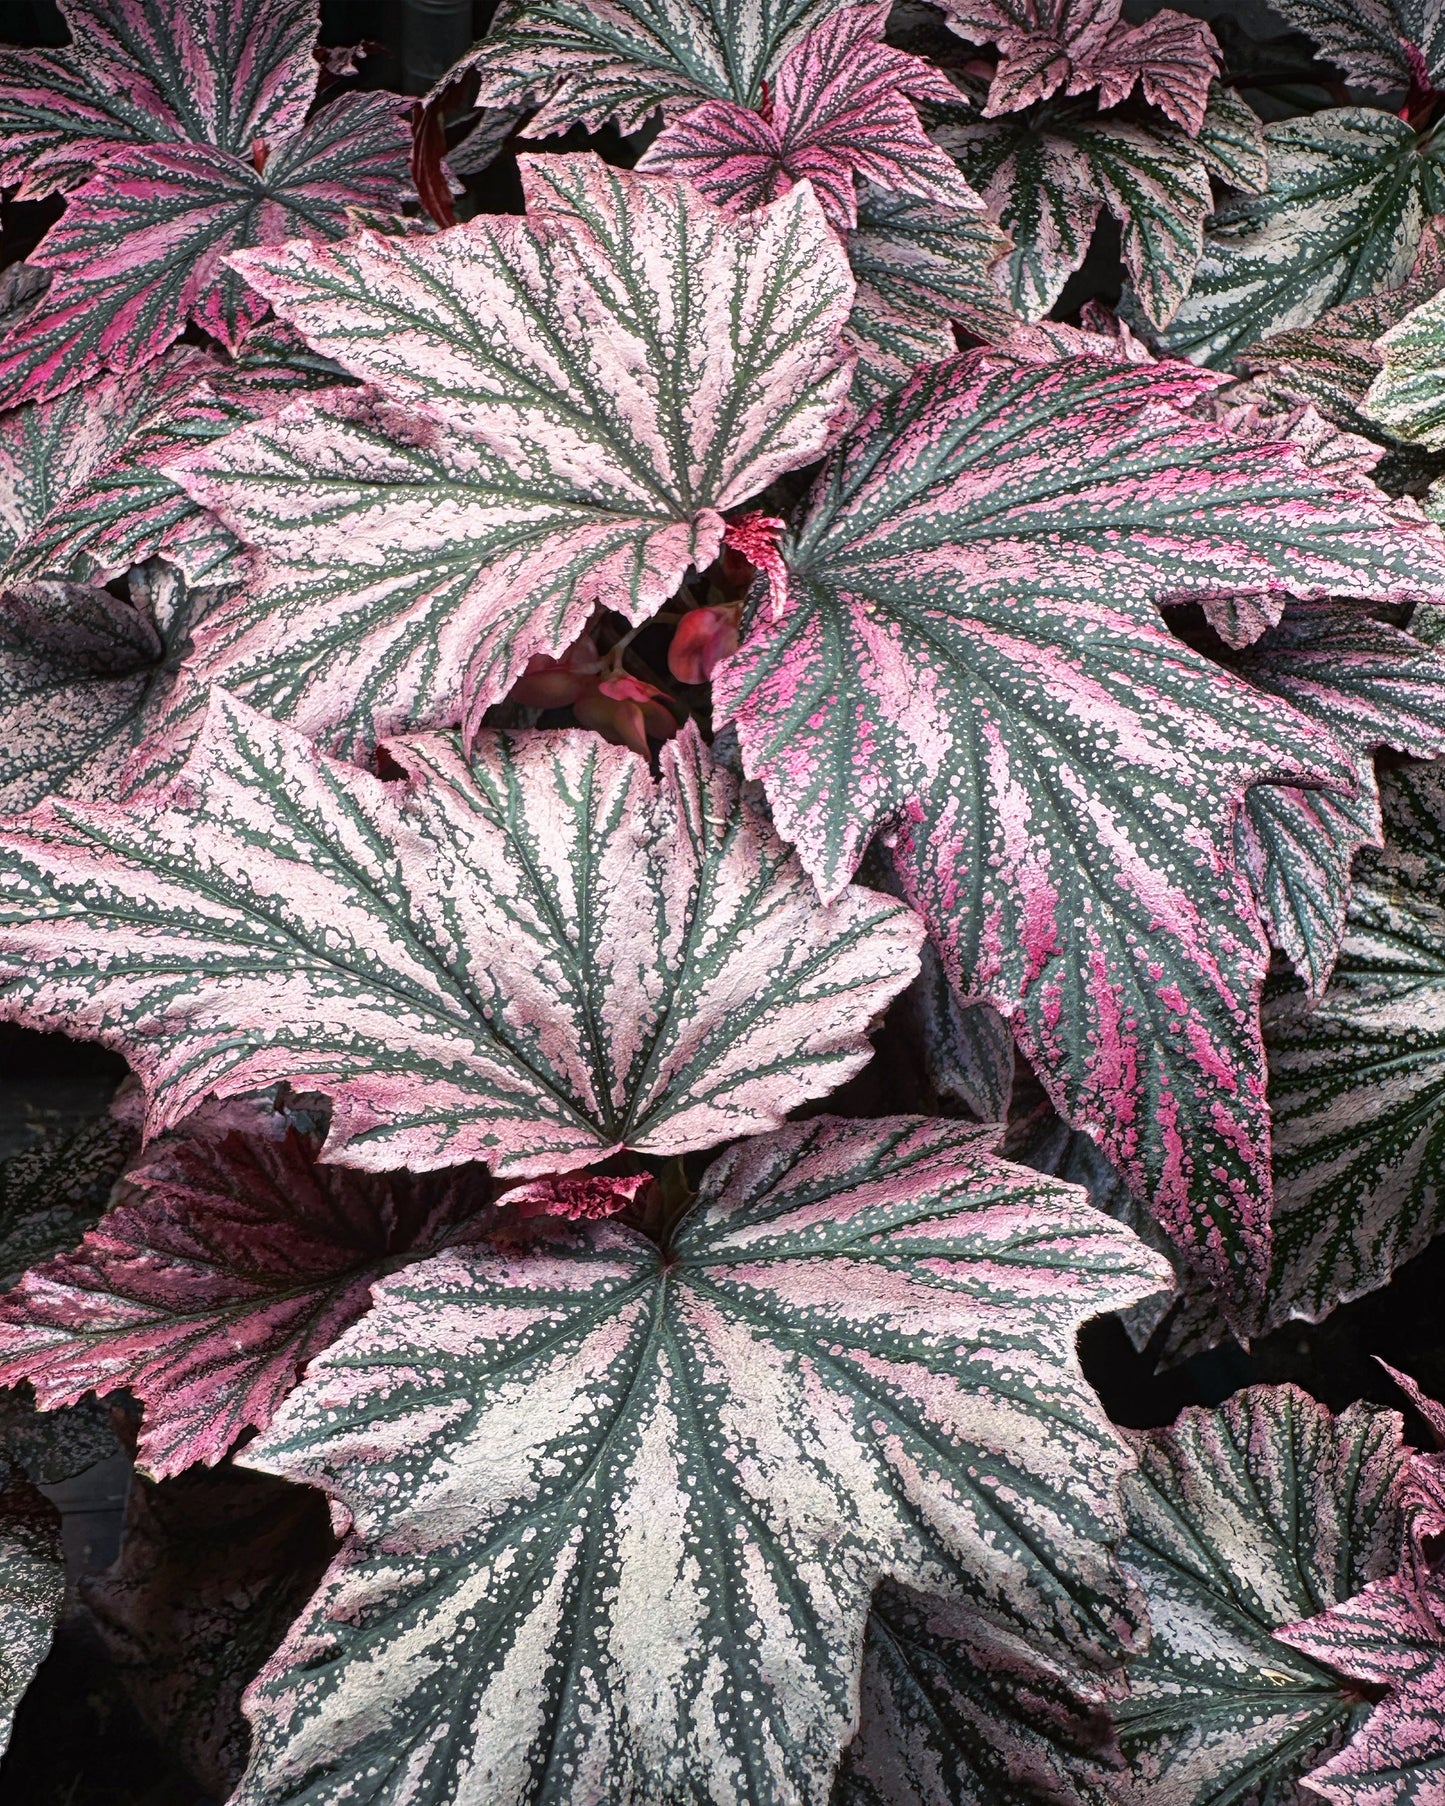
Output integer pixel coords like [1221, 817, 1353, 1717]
[1160, 110, 1436, 367]
[1262, 762, 1445, 1336]
[167, 154, 854, 758]
[0, 1440, 64, 1758]
[0, 692, 921, 1174]
[236, 1113, 1169, 1806]
[0, 1109, 135, 1290]
[1115, 1386, 1410, 1806]
[1364, 288, 1445, 451]
[1264, 0, 1445, 90]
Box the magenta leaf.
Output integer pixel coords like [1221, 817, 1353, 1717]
[163, 155, 853, 759]
[82, 1464, 335, 1798]
[712, 350, 1445, 1306]
[0, 1425, 64, 1757]
[0, 693, 921, 1174]
[637, 1, 977, 234]
[234, 1115, 1168, 1806]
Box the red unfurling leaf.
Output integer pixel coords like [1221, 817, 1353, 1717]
[669, 603, 742, 684]
[504, 1173, 650, 1220]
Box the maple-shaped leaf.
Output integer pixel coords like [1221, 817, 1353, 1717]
[843, 184, 1016, 406]
[0, 1093, 498, 1479]
[1262, 762, 1445, 1337]
[0, 1430, 64, 1758]
[837, 1579, 1129, 1805]
[1266, 0, 1445, 93]
[637, 1, 977, 234]
[936, 0, 1220, 133]
[165, 154, 854, 758]
[937, 87, 1249, 327]
[83, 1463, 334, 1799]
[0, 1, 413, 407]
[1160, 109, 1441, 366]
[1115, 1386, 1410, 1805]
[1220, 604, 1445, 996]
[1277, 1425, 1445, 1804]
[712, 349, 1445, 1306]
[234, 1114, 1167, 1806]
[0, 1110, 134, 1290]
[0, 693, 921, 1176]
[0, 563, 224, 813]
[453, 0, 854, 136]
[1364, 287, 1445, 453]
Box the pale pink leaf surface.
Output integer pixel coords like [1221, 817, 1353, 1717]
[1116, 1386, 1411, 1804]
[455, 0, 855, 136]
[0, 1093, 496, 1479]
[235, 1115, 1169, 1806]
[638, 1, 978, 234]
[163, 156, 853, 758]
[936, 0, 1220, 132]
[0, 693, 921, 1174]
[0, 1430, 64, 1757]
[0, 90, 412, 406]
[713, 350, 1445, 1307]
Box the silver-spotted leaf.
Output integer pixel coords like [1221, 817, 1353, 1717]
[1262, 762, 1445, 1337]
[453, 0, 854, 134]
[1224, 605, 1445, 996]
[0, 1434, 64, 1758]
[1264, 0, 1445, 91]
[637, 1, 977, 234]
[712, 349, 1445, 1306]
[0, 693, 921, 1174]
[166, 154, 854, 757]
[1364, 288, 1445, 452]
[235, 1114, 1168, 1806]
[0, 1093, 496, 1478]
[1116, 1386, 1410, 1805]
[0, 1109, 134, 1291]
[1160, 110, 1440, 367]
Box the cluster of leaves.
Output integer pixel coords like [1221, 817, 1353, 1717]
[2, 0, 1445, 1801]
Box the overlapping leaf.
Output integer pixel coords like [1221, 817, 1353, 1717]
[82, 1464, 335, 1798]
[637, 1, 977, 233]
[1161, 109, 1440, 366]
[166, 154, 854, 757]
[0, 694, 921, 1176]
[0, 1109, 134, 1290]
[235, 1114, 1167, 1806]
[454, 0, 854, 135]
[1265, 0, 1445, 91]
[712, 349, 1445, 1305]
[0, 1433, 64, 1758]
[1263, 762, 1445, 1336]
[935, 0, 1220, 133]
[1115, 1386, 1410, 1805]
[0, 1093, 496, 1478]
[0, 0, 413, 406]
[899, 941, 1015, 1125]
[1364, 287, 1445, 453]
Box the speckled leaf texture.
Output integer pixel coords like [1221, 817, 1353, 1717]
[234, 1114, 1168, 1806]
[1222, 604, 1445, 997]
[0, 693, 921, 1176]
[0, 1436, 64, 1758]
[711, 348, 1445, 1308]
[637, 1, 978, 234]
[455, 0, 854, 135]
[935, 0, 1220, 133]
[1160, 110, 1442, 367]
[0, 1109, 134, 1290]
[1278, 1424, 1445, 1803]
[1266, 0, 1445, 90]
[1115, 1386, 1410, 1806]
[166, 155, 854, 757]
[1262, 762, 1445, 1338]
[1364, 289, 1445, 453]
[0, 1094, 496, 1479]
[0, 0, 413, 406]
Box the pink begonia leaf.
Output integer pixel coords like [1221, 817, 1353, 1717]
[454, 0, 855, 137]
[712, 350, 1445, 1308]
[503, 1173, 650, 1221]
[638, 1, 978, 234]
[0, 693, 921, 1176]
[161, 156, 853, 762]
[81, 1464, 335, 1801]
[0, 90, 412, 407]
[0, 1093, 497, 1479]
[937, 0, 1220, 132]
[234, 1115, 1168, 1806]
[0, 0, 322, 193]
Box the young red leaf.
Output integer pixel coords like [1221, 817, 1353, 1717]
[234, 1115, 1168, 1806]
[638, 1, 978, 234]
[0, 692, 921, 1175]
[713, 350, 1445, 1307]
[162, 155, 854, 761]
[0, 1093, 498, 1479]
